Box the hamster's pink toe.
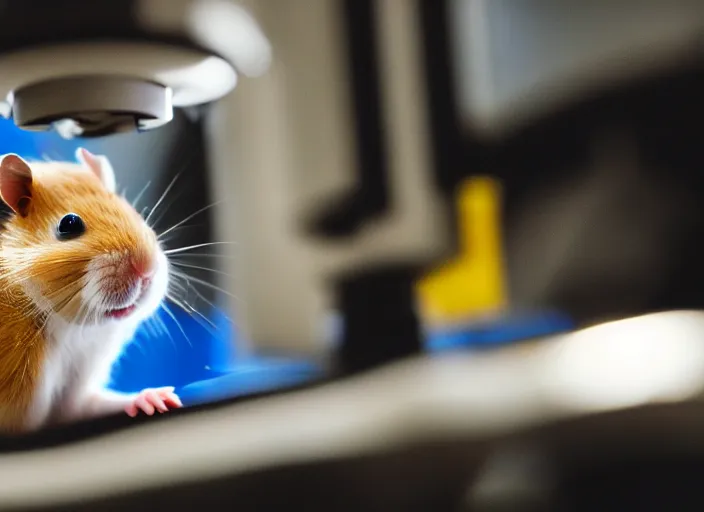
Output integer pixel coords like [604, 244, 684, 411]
[125, 387, 182, 417]
[157, 388, 183, 409]
[125, 403, 138, 417]
[147, 390, 168, 413]
[135, 394, 156, 415]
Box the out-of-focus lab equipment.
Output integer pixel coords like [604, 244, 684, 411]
[2, 0, 704, 510]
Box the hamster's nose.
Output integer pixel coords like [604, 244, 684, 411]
[130, 254, 156, 280]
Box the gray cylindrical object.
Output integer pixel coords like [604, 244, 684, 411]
[13, 75, 173, 137]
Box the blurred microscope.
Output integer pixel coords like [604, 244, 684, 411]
[2, 0, 704, 511]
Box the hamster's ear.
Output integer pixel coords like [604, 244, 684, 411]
[0, 154, 32, 217]
[76, 147, 116, 193]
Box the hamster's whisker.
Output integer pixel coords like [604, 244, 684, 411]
[143, 319, 159, 340]
[153, 313, 173, 341]
[145, 172, 182, 226]
[51, 283, 83, 306]
[32, 278, 89, 320]
[1, 268, 88, 289]
[157, 201, 223, 240]
[168, 252, 235, 260]
[131, 180, 151, 208]
[2, 275, 77, 291]
[5, 262, 90, 274]
[149, 145, 201, 227]
[156, 226, 203, 246]
[171, 279, 234, 333]
[44, 287, 80, 305]
[169, 261, 236, 280]
[164, 241, 237, 255]
[140, 318, 156, 339]
[151, 190, 185, 231]
[14, 304, 43, 324]
[168, 279, 188, 298]
[0, 258, 92, 277]
[0, 250, 91, 262]
[167, 277, 195, 302]
[39, 278, 83, 300]
[169, 270, 241, 302]
[74, 282, 105, 325]
[166, 293, 219, 334]
[128, 339, 150, 359]
[167, 274, 224, 327]
[74, 301, 94, 326]
[179, 280, 225, 322]
[168, 283, 193, 309]
[52, 291, 82, 317]
[160, 302, 193, 348]
[144, 314, 178, 353]
[3, 316, 48, 383]
[0, 253, 91, 264]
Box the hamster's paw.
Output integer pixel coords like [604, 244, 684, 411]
[125, 387, 183, 417]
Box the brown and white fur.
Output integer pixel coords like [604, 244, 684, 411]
[0, 149, 180, 434]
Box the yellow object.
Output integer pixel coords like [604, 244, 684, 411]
[417, 176, 506, 325]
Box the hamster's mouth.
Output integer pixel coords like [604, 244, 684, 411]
[105, 304, 138, 320]
[104, 280, 150, 320]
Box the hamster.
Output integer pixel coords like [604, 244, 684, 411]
[0, 148, 181, 434]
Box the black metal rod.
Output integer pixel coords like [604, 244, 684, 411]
[335, 267, 422, 375]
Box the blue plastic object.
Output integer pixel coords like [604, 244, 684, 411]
[426, 310, 575, 352]
[0, 118, 79, 160]
[177, 358, 322, 406]
[109, 306, 323, 404]
[110, 306, 236, 392]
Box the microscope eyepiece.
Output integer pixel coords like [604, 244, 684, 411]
[0, 0, 271, 139]
[11, 76, 173, 138]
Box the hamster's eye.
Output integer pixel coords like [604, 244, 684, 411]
[56, 213, 86, 241]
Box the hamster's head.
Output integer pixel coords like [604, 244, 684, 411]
[0, 149, 168, 326]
